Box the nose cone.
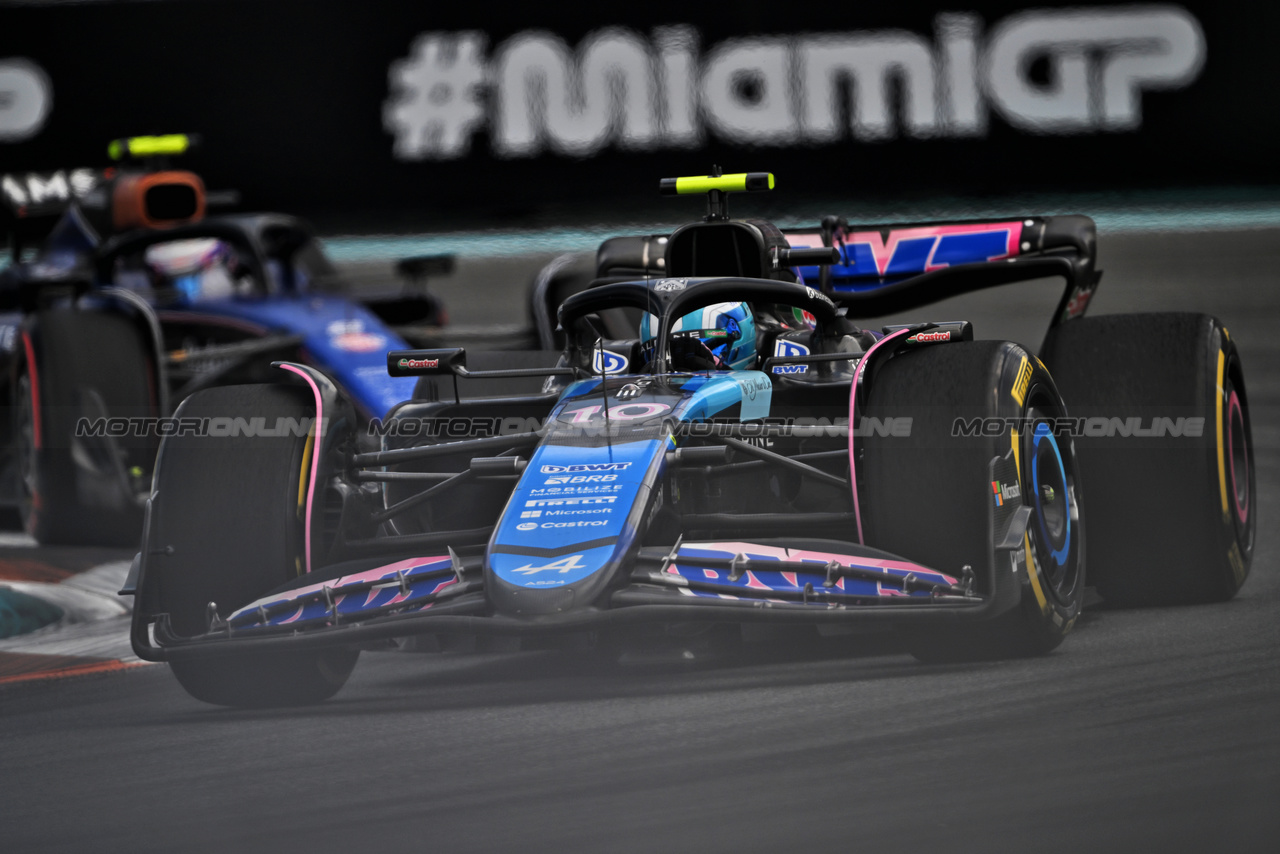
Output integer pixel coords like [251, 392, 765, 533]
[486, 438, 665, 616]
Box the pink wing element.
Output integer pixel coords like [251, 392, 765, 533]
[849, 329, 911, 544]
[278, 364, 324, 576]
[684, 541, 955, 585]
[229, 555, 451, 621]
[788, 222, 1024, 277]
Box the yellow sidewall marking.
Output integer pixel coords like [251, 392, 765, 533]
[1024, 532, 1049, 614]
[1227, 541, 1245, 585]
[297, 429, 315, 515]
[1011, 428, 1021, 486]
[1215, 349, 1228, 516]
[1011, 355, 1032, 406]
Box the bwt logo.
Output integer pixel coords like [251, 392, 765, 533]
[384, 6, 1204, 160]
[540, 462, 631, 473]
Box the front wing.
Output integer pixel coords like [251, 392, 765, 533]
[131, 454, 1031, 662]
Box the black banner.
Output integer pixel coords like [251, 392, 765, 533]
[3, 0, 1278, 227]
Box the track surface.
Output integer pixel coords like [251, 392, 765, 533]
[2, 229, 1277, 853]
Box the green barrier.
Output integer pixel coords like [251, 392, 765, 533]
[0, 586, 64, 639]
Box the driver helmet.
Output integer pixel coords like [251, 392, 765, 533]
[144, 238, 244, 303]
[640, 301, 758, 371]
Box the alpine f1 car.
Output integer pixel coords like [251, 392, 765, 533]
[124, 171, 1256, 706]
[0, 135, 449, 544]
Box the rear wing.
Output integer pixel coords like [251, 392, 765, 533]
[781, 215, 1099, 323]
[590, 214, 1100, 329]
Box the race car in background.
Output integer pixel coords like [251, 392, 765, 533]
[0, 135, 450, 545]
[125, 171, 1256, 706]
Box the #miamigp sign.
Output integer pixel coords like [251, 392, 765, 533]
[2, 2, 1272, 217]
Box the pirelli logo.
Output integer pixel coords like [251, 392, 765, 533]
[1012, 356, 1033, 407]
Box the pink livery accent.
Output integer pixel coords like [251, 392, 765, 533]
[229, 555, 450, 621]
[278, 364, 324, 575]
[691, 545, 952, 583]
[685, 541, 956, 584]
[849, 328, 911, 544]
[21, 332, 41, 450]
[788, 221, 1024, 277]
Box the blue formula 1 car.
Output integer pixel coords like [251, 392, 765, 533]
[125, 172, 1256, 707]
[0, 135, 447, 545]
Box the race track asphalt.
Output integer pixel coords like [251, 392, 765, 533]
[0, 228, 1276, 854]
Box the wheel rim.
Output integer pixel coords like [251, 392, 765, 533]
[1023, 393, 1082, 604]
[1031, 423, 1070, 562]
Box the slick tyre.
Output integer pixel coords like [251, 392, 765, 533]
[16, 308, 159, 546]
[1041, 313, 1255, 605]
[147, 383, 357, 707]
[862, 340, 1085, 662]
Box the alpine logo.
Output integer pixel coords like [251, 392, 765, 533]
[592, 347, 629, 374]
[541, 462, 632, 473]
[510, 554, 587, 575]
[773, 339, 810, 358]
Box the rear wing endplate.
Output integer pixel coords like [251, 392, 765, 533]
[782, 214, 1100, 325]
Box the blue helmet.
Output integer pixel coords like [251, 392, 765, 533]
[640, 302, 757, 371]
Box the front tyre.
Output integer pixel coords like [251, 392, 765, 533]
[146, 383, 357, 707]
[862, 340, 1085, 661]
[17, 309, 159, 546]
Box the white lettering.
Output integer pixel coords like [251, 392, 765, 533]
[385, 9, 1206, 160]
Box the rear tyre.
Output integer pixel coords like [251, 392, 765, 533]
[862, 340, 1085, 661]
[1041, 313, 1255, 605]
[147, 383, 357, 707]
[16, 308, 159, 546]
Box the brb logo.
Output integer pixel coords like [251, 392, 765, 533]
[384, 7, 1204, 160]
